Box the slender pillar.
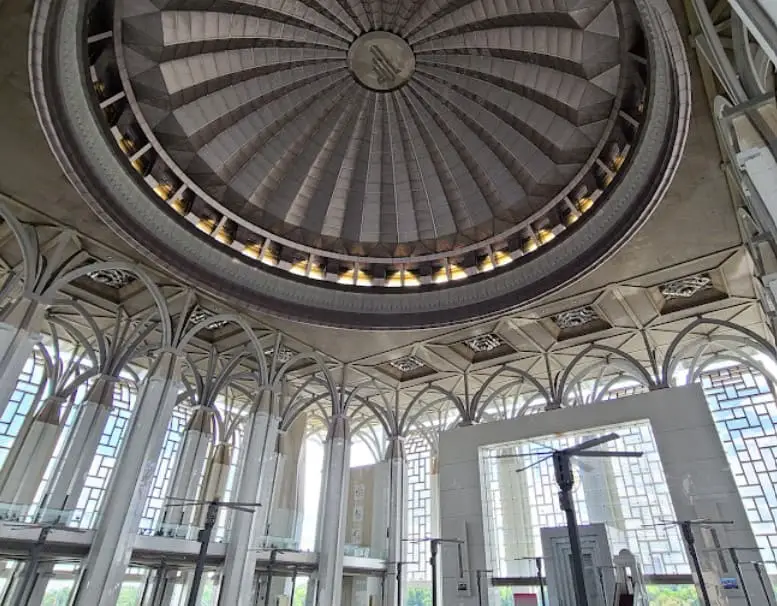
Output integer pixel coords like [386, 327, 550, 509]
[498, 445, 534, 576]
[384, 435, 406, 606]
[0, 299, 45, 422]
[267, 417, 307, 546]
[0, 395, 63, 510]
[311, 415, 350, 606]
[429, 454, 441, 597]
[162, 407, 213, 533]
[71, 351, 183, 606]
[218, 392, 280, 606]
[198, 443, 232, 522]
[41, 376, 115, 520]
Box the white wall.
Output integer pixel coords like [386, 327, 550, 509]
[438, 385, 763, 606]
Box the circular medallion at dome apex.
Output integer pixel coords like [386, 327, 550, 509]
[348, 31, 416, 91]
[31, 0, 690, 328]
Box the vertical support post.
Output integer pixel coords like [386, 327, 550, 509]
[312, 415, 350, 606]
[0, 395, 63, 509]
[0, 299, 45, 422]
[70, 350, 182, 606]
[430, 540, 439, 606]
[188, 500, 218, 606]
[42, 376, 115, 521]
[383, 435, 406, 606]
[218, 391, 279, 606]
[554, 452, 589, 606]
[680, 522, 712, 606]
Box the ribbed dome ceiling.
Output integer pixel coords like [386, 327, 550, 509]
[33, 0, 689, 327]
[118, 0, 629, 257]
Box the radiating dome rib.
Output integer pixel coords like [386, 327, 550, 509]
[417, 65, 600, 164]
[171, 63, 347, 151]
[412, 73, 567, 201]
[414, 55, 614, 125]
[400, 88, 484, 234]
[273, 88, 366, 233]
[159, 48, 347, 100]
[230, 0, 361, 39]
[238, 83, 355, 219]
[320, 93, 372, 241]
[406, 80, 527, 222]
[413, 28, 618, 80]
[384, 94, 421, 243]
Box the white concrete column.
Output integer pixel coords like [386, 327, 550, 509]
[71, 351, 183, 606]
[268, 415, 307, 546]
[384, 436, 406, 606]
[198, 442, 233, 521]
[497, 446, 534, 576]
[311, 415, 350, 606]
[162, 406, 213, 532]
[41, 376, 115, 519]
[0, 298, 45, 421]
[218, 392, 280, 606]
[0, 395, 63, 510]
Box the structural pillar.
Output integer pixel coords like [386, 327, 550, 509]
[0, 298, 45, 421]
[384, 435, 406, 606]
[198, 442, 232, 522]
[162, 406, 213, 534]
[218, 391, 280, 606]
[71, 350, 183, 606]
[497, 445, 535, 577]
[267, 415, 307, 546]
[0, 395, 63, 512]
[41, 376, 115, 522]
[310, 415, 350, 606]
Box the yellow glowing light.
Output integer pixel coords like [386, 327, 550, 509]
[260, 248, 278, 266]
[433, 267, 449, 284]
[214, 229, 232, 245]
[522, 238, 539, 253]
[170, 198, 187, 214]
[481, 250, 513, 271]
[289, 260, 308, 276]
[242, 243, 261, 259]
[386, 272, 403, 287]
[153, 183, 172, 200]
[565, 211, 580, 226]
[537, 229, 555, 244]
[308, 264, 325, 280]
[403, 272, 421, 286]
[196, 218, 215, 234]
[339, 269, 372, 286]
[449, 264, 467, 281]
[118, 138, 135, 154]
[612, 154, 625, 170]
[577, 197, 594, 213]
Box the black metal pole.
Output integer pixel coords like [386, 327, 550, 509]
[264, 550, 279, 605]
[729, 548, 754, 606]
[680, 521, 711, 606]
[476, 570, 483, 606]
[188, 500, 218, 606]
[430, 540, 439, 606]
[290, 568, 297, 606]
[752, 562, 773, 605]
[554, 452, 588, 606]
[536, 557, 546, 606]
[396, 561, 402, 606]
[12, 526, 50, 606]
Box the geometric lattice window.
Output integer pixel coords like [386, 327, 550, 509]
[71, 380, 137, 529]
[0, 354, 45, 469]
[139, 405, 192, 534]
[701, 363, 777, 573]
[404, 434, 433, 583]
[480, 421, 687, 577]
